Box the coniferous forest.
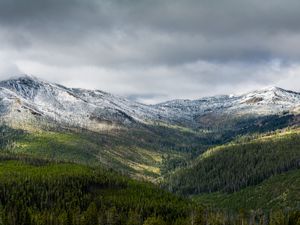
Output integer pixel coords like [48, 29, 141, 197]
[0, 150, 299, 225]
[0, 115, 299, 225]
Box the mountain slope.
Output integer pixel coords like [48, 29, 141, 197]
[195, 168, 300, 210]
[165, 129, 300, 195]
[155, 86, 300, 128]
[0, 155, 193, 225]
[1, 75, 300, 130]
[1, 154, 299, 225]
[0, 75, 159, 129]
[0, 75, 300, 181]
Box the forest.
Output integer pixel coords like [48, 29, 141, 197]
[166, 130, 300, 195]
[0, 153, 299, 225]
[0, 123, 299, 224]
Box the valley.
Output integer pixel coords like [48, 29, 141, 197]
[0, 75, 299, 224]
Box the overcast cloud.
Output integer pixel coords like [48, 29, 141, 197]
[0, 0, 300, 103]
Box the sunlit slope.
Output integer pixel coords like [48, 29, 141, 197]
[0, 124, 207, 181]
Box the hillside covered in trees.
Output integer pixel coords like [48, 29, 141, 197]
[166, 129, 300, 195]
[0, 154, 299, 225]
[0, 154, 193, 225]
[195, 168, 300, 210]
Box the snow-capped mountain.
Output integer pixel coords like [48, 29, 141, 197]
[0, 75, 164, 130]
[0, 75, 299, 130]
[157, 87, 300, 115]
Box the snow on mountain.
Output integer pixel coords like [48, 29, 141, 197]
[0, 75, 299, 130]
[239, 87, 300, 106]
[0, 75, 165, 129]
[156, 86, 300, 119]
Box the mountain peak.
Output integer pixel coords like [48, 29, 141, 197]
[239, 86, 300, 107]
[242, 86, 298, 97]
[264, 86, 282, 91]
[4, 74, 44, 83]
[0, 75, 50, 100]
[261, 86, 291, 93]
[0, 74, 47, 87]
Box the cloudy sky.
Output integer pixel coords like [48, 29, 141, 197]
[1, 0, 300, 103]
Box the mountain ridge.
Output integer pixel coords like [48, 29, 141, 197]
[0, 74, 299, 181]
[0, 75, 300, 116]
[2, 74, 300, 104]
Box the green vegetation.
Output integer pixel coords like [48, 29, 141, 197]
[0, 112, 292, 182]
[0, 156, 193, 225]
[0, 155, 299, 225]
[0, 124, 182, 181]
[195, 168, 300, 210]
[1, 117, 300, 224]
[166, 129, 300, 195]
[0, 119, 252, 181]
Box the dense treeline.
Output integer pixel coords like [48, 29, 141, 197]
[0, 157, 191, 225]
[166, 130, 300, 195]
[196, 168, 300, 210]
[0, 156, 299, 225]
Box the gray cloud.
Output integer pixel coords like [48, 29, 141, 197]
[0, 0, 300, 103]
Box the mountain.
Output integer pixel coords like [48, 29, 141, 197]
[1, 75, 300, 130]
[0, 75, 162, 130]
[0, 75, 299, 180]
[0, 75, 300, 224]
[155, 86, 300, 128]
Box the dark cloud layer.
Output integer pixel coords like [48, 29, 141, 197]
[0, 0, 300, 103]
